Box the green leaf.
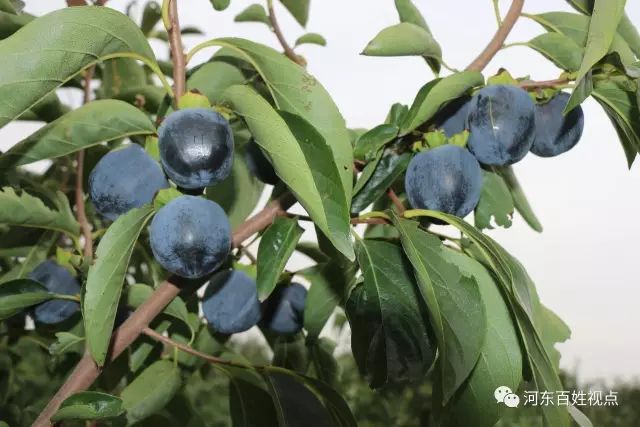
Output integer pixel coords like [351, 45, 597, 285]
[0, 231, 57, 284]
[0, 9, 31, 39]
[0, 0, 20, 14]
[525, 32, 584, 72]
[474, 171, 514, 230]
[295, 33, 327, 47]
[308, 338, 339, 387]
[386, 103, 409, 126]
[223, 85, 353, 260]
[362, 23, 441, 61]
[153, 187, 182, 212]
[140, 0, 162, 36]
[272, 334, 309, 373]
[256, 216, 303, 298]
[84, 205, 154, 366]
[404, 210, 570, 427]
[99, 58, 147, 98]
[539, 304, 571, 369]
[352, 149, 382, 197]
[575, 0, 626, 82]
[279, 0, 309, 27]
[49, 332, 84, 356]
[120, 359, 182, 424]
[0, 187, 80, 237]
[438, 248, 522, 427]
[346, 239, 436, 389]
[235, 4, 270, 25]
[263, 368, 334, 426]
[353, 124, 399, 161]
[225, 365, 279, 427]
[392, 215, 486, 403]
[51, 392, 124, 422]
[206, 144, 264, 228]
[0, 6, 158, 129]
[113, 85, 166, 113]
[298, 375, 358, 427]
[351, 152, 410, 213]
[0, 100, 155, 168]
[188, 59, 248, 105]
[498, 166, 543, 232]
[617, 15, 640, 59]
[0, 278, 52, 320]
[207, 38, 353, 201]
[394, 0, 430, 31]
[401, 71, 485, 135]
[301, 263, 352, 340]
[126, 284, 191, 330]
[210, 0, 231, 11]
[592, 78, 640, 166]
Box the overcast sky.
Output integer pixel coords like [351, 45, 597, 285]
[3, 0, 639, 383]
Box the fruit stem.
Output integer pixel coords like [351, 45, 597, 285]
[266, 0, 305, 66]
[165, 0, 186, 102]
[466, 0, 525, 72]
[387, 188, 406, 214]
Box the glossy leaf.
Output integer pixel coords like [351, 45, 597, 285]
[353, 124, 399, 161]
[351, 152, 410, 213]
[392, 215, 486, 402]
[225, 365, 279, 427]
[575, 0, 626, 82]
[401, 71, 485, 135]
[362, 23, 441, 61]
[299, 375, 358, 427]
[0, 278, 52, 320]
[0, 100, 155, 168]
[84, 205, 154, 366]
[295, 33, 327, 47]
[257, 216, 303, 298]
[404, 210, 570, 427]
[526, 32, 583, 72]
[223, 85, 354, 260]
[279, 0, 309, 27]
[0, 6, 158, 128]
[235, 4, 269, 24]
[439, 249, 522, 427]
[51, 392, 123, 421]
[209, 38, 353, 201]
[207, 144, 264, 228]
[498, 167, 543, 232]
[474, 171, 514, 230]
[0, 187, 79, 237]
[346, 239, 436, 389]
[120, 359, 182, 424]
[188, 60, 248, 105]
[263, 368, 334, 426]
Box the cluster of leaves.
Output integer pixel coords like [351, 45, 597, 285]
[0, 0, 638, 426]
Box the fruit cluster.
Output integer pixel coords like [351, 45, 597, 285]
[27, 107, 300, 334]
[406, 86, 585, 217]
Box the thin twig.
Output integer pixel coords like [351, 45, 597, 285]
[519, 77, 571, 89]
[33, 193, 295, 427]
[492, 0, 503, 26]
[238, 246, 257, 264]
[167, 0, 186, 101]
[266, 0, 304, 66]
[387, 188, 405, 214]
[143, 327, 262, 369]
[466, 0, 525, 72]
[75, 68, 95, 259]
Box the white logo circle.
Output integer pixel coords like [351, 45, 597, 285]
[503, 393, 520, 408]
[494, 386, 512, 403]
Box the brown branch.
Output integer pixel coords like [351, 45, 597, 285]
[33, 193, 295, 427]
[519, 77, 571, 89]
[143, 327, 261, 369]
[75, 67, 95, 259]
[466, 0, 525, 72]
[167, 0, 186, 100]
[267, 0, 304, 66]
[387, 189, 405, 214]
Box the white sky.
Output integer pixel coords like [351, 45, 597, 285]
[3, 0, 639, 384]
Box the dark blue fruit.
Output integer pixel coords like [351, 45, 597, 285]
[89, 144, 169, 221]
[158, 108, 234, 189]
[244, 139, 279, 185]
[433, 97, 471, 137]
[28, 260, 80, 324]
[467, 85, 536, 166]
[405, 145, 482, 218]
[202, 270, 261, 334]
[531, 92, 584, 157]
[149, 195, 231, 279]
[262, 283, 307, 335]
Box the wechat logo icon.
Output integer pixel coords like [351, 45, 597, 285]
[495, 386, 520, 408]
